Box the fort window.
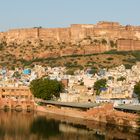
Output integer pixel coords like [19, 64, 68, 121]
[2, 95, 5, 98]
[30, 96, 33, 100]
[88, 87, 91, 90]
[2, 89, 5, 92]
[25, 95, 28, 99]
[15, 96, 18, 98]
[88, 99, 91, 102]
[6, 95, 9, 98]
[11, 95, 13, 97]
[21, 95, 24, 98]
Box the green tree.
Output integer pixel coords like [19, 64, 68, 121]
[13, 71, 21, 78]
[30, 78, 64, 100]
[88, 69, 98, 75]
[134, 81, 140, 102]
[108, 76, 114, 80]
[124, 64, 133, 69]
[93, 79, 107, 95]
[66, 69, 75, 75]
[117, 76, 126, 81]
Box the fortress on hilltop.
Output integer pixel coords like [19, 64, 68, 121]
[0, 21, 140, 59]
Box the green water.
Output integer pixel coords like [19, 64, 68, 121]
[0, 111, 139, 140]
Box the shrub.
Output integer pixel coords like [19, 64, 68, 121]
[107, 57, 114, 61]
[66, 69, 75, 75]
[110, 40, 117, 48]
[101, 39, 107, 45]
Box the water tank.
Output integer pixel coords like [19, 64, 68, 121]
[23, 69, 31, 75]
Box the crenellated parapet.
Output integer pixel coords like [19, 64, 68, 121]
[1, 21, 140, 43]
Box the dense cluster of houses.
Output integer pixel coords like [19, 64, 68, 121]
[0, 63, 139, 104]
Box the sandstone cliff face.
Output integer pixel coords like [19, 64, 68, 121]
[0, 21, 140, 60]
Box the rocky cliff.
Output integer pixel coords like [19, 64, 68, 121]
[0, 21, 140, 60]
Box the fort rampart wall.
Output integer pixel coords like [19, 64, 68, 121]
[1, 21, 140, 53]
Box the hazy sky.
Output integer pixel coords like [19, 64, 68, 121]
[0, 0, 140, 31]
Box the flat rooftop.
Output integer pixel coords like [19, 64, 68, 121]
[114, 104, 140, 112]
[39, 100, 99, 109]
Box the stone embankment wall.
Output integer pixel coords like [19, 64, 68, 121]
[1, 21, 140, 59]
[0, 98, 35, 111]
[86, 104, 139, 128]
[36, 104, 139, 128]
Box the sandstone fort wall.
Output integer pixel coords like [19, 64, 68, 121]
[1, 21, 140, 53]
